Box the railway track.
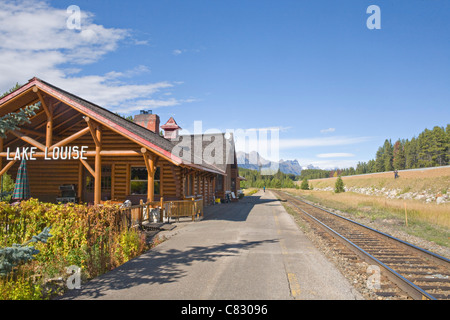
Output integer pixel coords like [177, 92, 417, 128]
[273, 190, 450, 300]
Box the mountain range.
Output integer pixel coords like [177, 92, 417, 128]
[236, 151, 319, 176]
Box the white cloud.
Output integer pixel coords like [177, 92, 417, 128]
[297, 158, 361, 170]
[245, 126, 291, 132]
[317, 153, 355, 158]
[279, 136, 371, 149]
[0, 0, 191, 113]
[126, 98, 197, 112]
[320, 128, 336, 133]
[173, 49, 183, 55]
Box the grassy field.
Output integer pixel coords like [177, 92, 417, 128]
[305, 166, 450, 195]
[281, 188, 450, 250]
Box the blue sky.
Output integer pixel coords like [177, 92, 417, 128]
[1, 0, 449, 169]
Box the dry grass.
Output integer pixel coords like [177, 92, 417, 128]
[282, 188, 450, 247]
[243, 188, 259, 196]
[305, 166, 450, 195]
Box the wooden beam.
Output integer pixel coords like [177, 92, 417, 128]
[32, 89, 54, 148]
[48, 126, 90, 151]
[17, 127, 46, 138]
[0, 149, 146, 159]
[10, 130, 46, 152]
[84, 117, 100, 146]
[33, 87, 51, 118]
[79, 158, 95, 177]
[98, 150, 141, 157]
[52, 112, 80, 131]
[0, 160, 16, 177]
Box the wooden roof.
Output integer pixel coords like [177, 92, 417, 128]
[0, 77, 226, 175]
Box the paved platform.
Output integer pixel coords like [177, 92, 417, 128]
[62, 190, 363, 300]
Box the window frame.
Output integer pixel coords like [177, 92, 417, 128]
[129, 166, 161, 196]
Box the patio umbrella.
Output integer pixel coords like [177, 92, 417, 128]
[12, 158, 30, 201]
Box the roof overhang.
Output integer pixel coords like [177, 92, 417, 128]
[0, 78, 227, 176]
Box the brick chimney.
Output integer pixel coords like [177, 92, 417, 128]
[134, 110, 160, 133]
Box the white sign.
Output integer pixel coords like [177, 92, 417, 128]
[6, 146, 88, 161]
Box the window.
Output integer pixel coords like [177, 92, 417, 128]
[85, 166, 111, 192]
[130, 166, 160, 195]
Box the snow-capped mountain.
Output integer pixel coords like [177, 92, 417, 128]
[236, 151, 318, 175]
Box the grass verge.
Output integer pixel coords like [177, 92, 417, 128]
[281, 189, 450, 248]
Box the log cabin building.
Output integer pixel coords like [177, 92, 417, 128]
[0, 77, 242, 207]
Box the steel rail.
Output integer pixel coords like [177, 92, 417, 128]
[290, 193, 450, 268]
[275, 190, 446, 300]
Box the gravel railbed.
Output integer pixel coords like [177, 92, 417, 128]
[281, 197, 416, 300]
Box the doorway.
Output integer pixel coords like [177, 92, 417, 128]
[83, 165, 111, 203]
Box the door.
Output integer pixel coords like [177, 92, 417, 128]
[83, 165, 111, 203]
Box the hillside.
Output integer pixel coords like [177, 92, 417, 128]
[303, 166, 450, 204]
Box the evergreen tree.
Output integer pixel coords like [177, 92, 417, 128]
[0, 83, 21, 99]
[429, 126, 447, 166]
[0, 107, 39, 138]
[367, 159, 376, 173]
[382, 139, 394, 171]
[393, 139, 406, 170]
[271, 178, 282, 188]
[300, 178, 309, 190]
[375, 146, 384, 172]
[334, 176, 345, 193]
[404, 137, 418, 169]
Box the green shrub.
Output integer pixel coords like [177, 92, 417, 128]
[300, 178, 309, 190]
[0, 199, 148, 299]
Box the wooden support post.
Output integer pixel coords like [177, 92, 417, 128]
[47, 122, 55, 148]
[212, 176, 216, 203]
[0, 138, 3, 174]
[111, 164, 115, 201]
[94, 125, 102, 204]
[206, 175, 209, 202]
[160, 196, 164, 222]
[192, 197, 195, 221]
[46, 107, 53, 148]
[33, 87, 53, 147]
[78, 162, 83, 203]
[142, 148, 156, 203]
[126, 164, 130, 196]
[139, 199, 144, 227]
[0, 138, 3, 196]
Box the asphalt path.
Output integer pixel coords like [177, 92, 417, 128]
[62, 190, 363, 300]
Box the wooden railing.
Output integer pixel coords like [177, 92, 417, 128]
[164, 197, 203, 222]
[118, 196, 204, 229]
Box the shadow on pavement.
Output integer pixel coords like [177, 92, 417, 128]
[203, 195, 280, 222]
[61, 238, 278, 300]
